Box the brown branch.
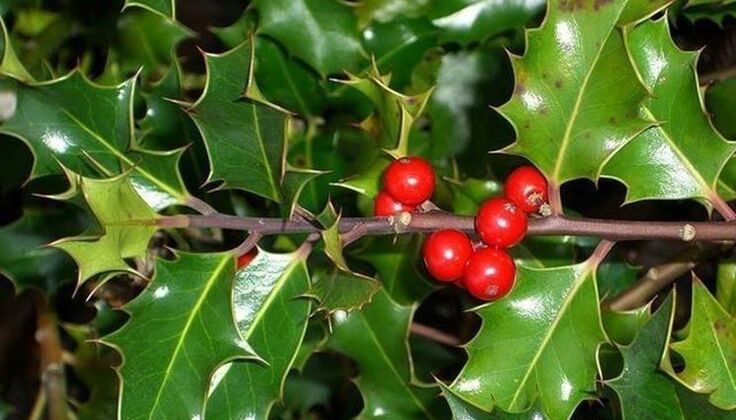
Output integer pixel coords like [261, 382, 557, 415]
[410, 323, 461, 346]
[160, 213, 736, 242]
[34, 297, 68, 420]
[605, 244, 721, 311]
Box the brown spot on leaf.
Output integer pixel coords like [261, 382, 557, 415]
[559, 0, 585, 12]
[594, 0, 612, 11]
[523, 121, 531, 129]
[514, 83, 526, 96]
[554, 79, 563, 89]
[608, 117, 617, 125]
[715, 320, 726, 332]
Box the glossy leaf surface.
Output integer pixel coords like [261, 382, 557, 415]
[124, 0, 174, 19]
[103, 252, 253, 419]
[451, 259, 607, 418]
[189, 41, 288, 202]
[603, 19, 735, 206]
[207, 250, 311, 420]
[308, 269, 381, 313]
[670, 278, 736, 410]
[501, 0, 651, 185]
[329, 289, 445, 418]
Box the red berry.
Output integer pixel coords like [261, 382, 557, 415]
[463, 247, 516, 301]
[374, 190, 415, 216]
[422, 229, 473, 282]
[505, 166, 548, 213]
[237, 250, 257, 269]
[475, 197, 527, 248]
[383, 156, 435, 206]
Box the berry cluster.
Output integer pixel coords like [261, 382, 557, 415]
[421, 166, 547, 302]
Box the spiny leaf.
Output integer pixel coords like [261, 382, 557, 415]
[500, 0, 651, 185]
[328, 289, 447, 419]
[606, 294, 683, 419]
[207, 250, 311, 420]
[670, 277, 736, 410]
[189, 40, 288, 202]
[430, 0, 545, 45]
[0, 17, 33, 82]
[618, 0, 675, 26]
[0, 71, 190, 209]
[124, 0, 175, 20]
[602, 18, 736, 207]
[252, 0, 366, 76]
[0, 207, 85, 292]
[52, 172, 159, 287]
[342, 66, 432, 156]
[439, 382, 546, 420]
[332, 156, 390, 199]
[717, 262, 736, 316]
[451, 258, 608, 418]
[355, 0, 428, 27]
[102, 252, 254, 419]
[308, 269, 381, 314]
[352, 234, 435, 305]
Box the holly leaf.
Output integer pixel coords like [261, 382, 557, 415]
[717, 262, 736, 316]
[618, 0, 675, 26]
[439, 382, 546, 420]
[0, 17, 33, 82]
[307, 269, 381, 314]
[602, 18, 736, 207]
[670, 277, 736, 410]
[52, 172, 159, 287]
[341, 65, 432, 156]
[207, 249, 312, 420]
[430, 0, 545, 45]
[252, 0, 366, 76]
[102, 252, 254, 419]
[328, 289, 447, 419]
[0, 207, 85, 292]
[606, 294, 684, 419]
[451, 257, 608, 418]
[352, 234, 436, 305]
[355, 0, 428, 26]
[500, 0, 651, 186]
[0, 72, 190, 209]
[332, 156, 390, 199]
[189, 40, 288, 202]
[124, 0, 175, 20]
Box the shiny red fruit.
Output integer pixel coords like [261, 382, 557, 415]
[475, 197, 527, 248]
[374, 190, 415, 216]
[422, 229, 473, 282]
[463, 247, 516, 301]
[383, 156, 436, 206]
[505, 166, 548, 213]
[237, 250, 257, 269]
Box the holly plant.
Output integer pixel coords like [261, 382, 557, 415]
[2, 0, 736, 419]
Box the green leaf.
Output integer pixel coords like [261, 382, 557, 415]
[670, 277, 736, 410]
[439, 382, 546, 420]
[189, 41, 288, 202]
[451, 258, 608, 418]
[606, 294, 684, 420]
[602, 305, 651, 346]
[308, 269, 381, 313]
[449, 177, 503, 216]
[707, 77, 736, 141]
[602, 18, 736, 206]
[355, 0, 429, 26]
[500, 0, 651, 186]
[0, 207, 85, 292]
[717, 262, 736, 316]
[0, 72, 190, 209]
[102, 9, 190, 82]
[429, 0, 545, 45]
[352, 234, 435, 305]
[102, 252, 254, 419]
[343, 67, 432, 155]
[362, 17, 439, 90]
[253, 0, 366, 76]
[675, 383, 736, 419]
[332, 156, 391, 199]
[618, 0, 675, 26]
[0, 17, 33, 82]
[328, 289, 447, 419]
[207, 249, 312, 420]
[124, 0, 175, 20]
[53, 172, 159, 286]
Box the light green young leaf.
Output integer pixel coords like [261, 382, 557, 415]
[451, 257, 608, 419]
[102, 252, 254, 419]
[207, 250, 311, 420]
[52, 172, 159, 287]
[670, 277, 736, 410]
[189, 40, 289, 202]
[602, 18, 736, 208]
[500, 0, 651, 186]
[328, 289, 447, 419]
[0, 17, 33, 82]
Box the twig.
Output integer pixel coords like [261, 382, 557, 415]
[410, 323, 461, 346]
[700, 65, 736, 85]
[232, 232, 262, 256]
[34, 297, 68, 420]
[605, 244, 721, 311]
[159, 213, 736, 242]
[186, 196, 218, 215]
